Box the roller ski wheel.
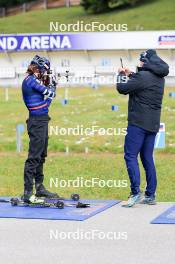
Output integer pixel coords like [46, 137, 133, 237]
[10, 198, 20, 206]
[56, 201, 64, 209]
[71, 193, 80, 201]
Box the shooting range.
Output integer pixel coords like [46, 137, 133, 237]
[0, 0, 175, 264]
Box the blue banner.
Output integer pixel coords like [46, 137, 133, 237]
[0, 32, 175, 52]
[0, 34, 73, 51]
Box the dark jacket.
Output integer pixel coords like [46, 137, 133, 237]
[116, 54, 169, 133]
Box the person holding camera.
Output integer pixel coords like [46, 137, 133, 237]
[116, 50, 169, 207]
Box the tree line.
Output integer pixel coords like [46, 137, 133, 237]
[0, 0, 34, 8]
[0, 0, 143, 13]
[81, 0, 142, 13]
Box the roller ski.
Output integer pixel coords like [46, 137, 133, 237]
[10, 197, 90, 209]
[0, 193, 82, 205]
[9, 195, 90, 210]
[11, 196, 65, 209]
[0, 189, 89, 209]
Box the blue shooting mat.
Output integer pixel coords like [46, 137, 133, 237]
[0, 197, 120, 221]
[151, 205, 175, 224]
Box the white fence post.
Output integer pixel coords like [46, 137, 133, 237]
[44, 0, 48, 9]
[65, 146, 69, 155]
[23, 3, 27, 13]
[85, 147, 89, 154]
[65, 0, 70, 7]
[16, 124, 25, 153]
[0, 7, 6, 17]
[5, 88, 9, 102]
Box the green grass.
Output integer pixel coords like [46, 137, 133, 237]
[0, 86, 175, 200]
[0, 0, 174, 33]
[0, 86, 128, 153]
[0, 87, 175, 153]
[0, 153, 175, 201]
[0, 86, 175, 154]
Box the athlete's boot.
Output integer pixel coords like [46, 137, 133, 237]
[35, 183, 58, 198]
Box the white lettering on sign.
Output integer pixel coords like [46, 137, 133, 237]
[41, 36, 49, 49]
[20, 37, 31, 49]
[50, 36, 61, 49]
[31, 37, 41, 49]
[0, 37, 6, 49]
[20, 36, 71, 50]
[61, 36, 71, 48]
[0, 35, 71, 51]
[0, 37, 17, 50]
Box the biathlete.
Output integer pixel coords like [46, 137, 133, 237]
[22, 55, 58, 203]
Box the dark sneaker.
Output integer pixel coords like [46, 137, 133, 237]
[35, 184, 59, 198]
[122, 192, 142, 208]
[140, 195, 156, 205]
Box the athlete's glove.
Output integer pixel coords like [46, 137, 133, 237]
[47, 88, 56, 99]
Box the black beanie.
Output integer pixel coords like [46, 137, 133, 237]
[140, 49, 157, 62]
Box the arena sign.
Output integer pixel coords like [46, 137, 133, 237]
[0, 31, 175, 52]
[0, 35, 71, 51]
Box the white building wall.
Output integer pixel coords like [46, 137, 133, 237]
[0, 49, 174, 87]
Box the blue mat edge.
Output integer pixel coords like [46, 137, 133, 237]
[78, 200, 121, 221]
[0, 197, 121, 221]
[151, 205, 175, 224]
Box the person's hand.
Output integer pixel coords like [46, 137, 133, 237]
[124, 67, 132, 76]
[118, 67, 132, 76]
[118, 67, 126, 73]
